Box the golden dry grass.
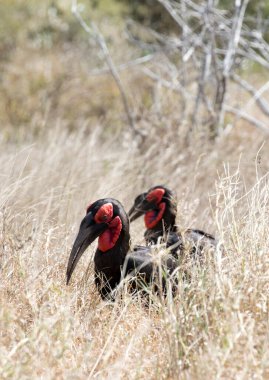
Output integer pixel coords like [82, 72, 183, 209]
[1, 1, 269, 379]
[1, 125, 269, 379]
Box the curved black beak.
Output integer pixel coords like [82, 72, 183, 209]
[128, 204, 145, 222]
[66, 213, 107, 285]
[128, 196, 156, 222]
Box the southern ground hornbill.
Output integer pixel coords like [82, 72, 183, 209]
[128, 186, 219, 259]
[66, 198, 177, 299]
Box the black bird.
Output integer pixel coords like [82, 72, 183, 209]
[66, 198, 177, 299]
[128, 185, 219, 259]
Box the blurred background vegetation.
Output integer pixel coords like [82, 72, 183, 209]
[2, 4, 269, 379]
[1, 0, 269, 142]
[117, 0, 269, 33]
[0, 0, 140, 142]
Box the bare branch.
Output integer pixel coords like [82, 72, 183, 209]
[89, 54, 155, 76]
[157, 0, 192, 34]
[224, 105, 269, 135]
[72, 0, 145, 138]
[232, 74, 269, 117]
[124, 0, 269, 139]
[223, 0, 249, 77]
[142, 67, 194, 99]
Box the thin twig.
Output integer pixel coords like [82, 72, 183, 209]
[72, 0, 145, 138]
[223, 0, 250, 77]
[232, 74, 269, 117]
[224, 105, 269, 135]
[125, 0, 269, 139]
[89, 54, 155, 76]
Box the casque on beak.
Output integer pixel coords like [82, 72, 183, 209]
[66, 212, 107, 285]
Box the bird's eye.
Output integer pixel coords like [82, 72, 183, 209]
[94, 203, 113, 223]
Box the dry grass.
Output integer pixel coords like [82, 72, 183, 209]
[1, 126, 269, 379]
[1, 1, 269, 379]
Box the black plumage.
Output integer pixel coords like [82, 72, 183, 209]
[66, 198, 177, 299]
[128, 185, 219, 259]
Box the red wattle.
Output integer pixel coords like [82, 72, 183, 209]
[98, 216, 122, 252]
[144, 202, 166, 229]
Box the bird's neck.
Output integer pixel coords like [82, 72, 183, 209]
[152, 204, 177, 230]
[145, 205, 177, 243]
[94, 228, 130, 275]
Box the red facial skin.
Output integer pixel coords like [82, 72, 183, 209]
[144, 188, 166, 229]
[91, 203, 122, 252]
[146, 188, 165, 203]
[98, 216, 122, 252]
[94, 203, 114, 223]
[145, 202, 166, 229]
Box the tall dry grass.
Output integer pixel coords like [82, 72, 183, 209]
[1, 1, 269, 378]
[0, 124, 269, 379]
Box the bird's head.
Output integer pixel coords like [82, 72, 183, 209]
[128, 186, 177, 230]
[66, 198, 129, 284]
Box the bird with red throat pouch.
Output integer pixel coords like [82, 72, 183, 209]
[128, 185, 219, 259]
[66, 198, 178, 299]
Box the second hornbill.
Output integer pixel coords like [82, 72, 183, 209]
[66, 198, 177, 299]
[128, 186, 219, 259]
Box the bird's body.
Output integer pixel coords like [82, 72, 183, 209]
[128, 186, 219, 259]
[66, 198, 177, 299]
[124, 247, 178, 296]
